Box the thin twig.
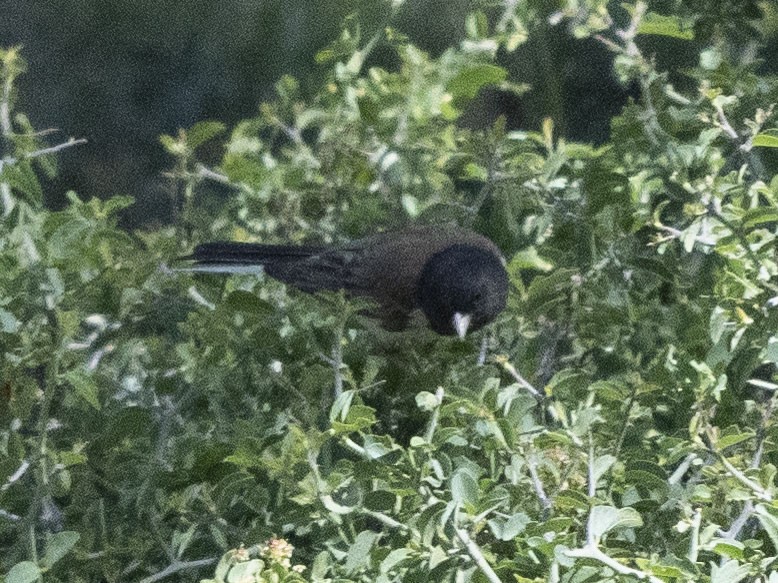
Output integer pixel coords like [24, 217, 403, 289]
[194, 164, 236, 186]
[362, 509, 409, 532]
[668, 453, 698, 485]
[0, 71, 12, 137]
[713, 102, 739, 140]
[1, 460, 30, 491]
[526, 452, 553, 514]
[495, 355, 541, 399]
[137, 558, 216, 583]
[587, 434, 596, 501]
[332, 326, 344, 400]
[0, 509, 21, 521]
[424, 387, 444, 443]
[688, 507, 702, 563]
[566, 545, 664, 583]
[718, 397, 774, 540]
[454, 525, 502, 583]
[0, 137, 88, 171]
[716, 452, 771, 501]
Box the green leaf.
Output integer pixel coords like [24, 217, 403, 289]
[766, 336, 778, 365]
[380, 548, 412, 574]
[365, 490, 397, 512]
[755, 504, 778, 551]
[186, 120, 226, 149]
[447, 64, 507, 104]
[172, 525, 197, 559]
[554, 489, 590, 512]
[450, 468, 479, 507]
[224, 290, 274, 314]
[592, 455, 617, 486]
[509, 247, 554, 272]
[344, 531, 380, 573]
[717, 431, 755, 450]
[487, 512, 530, 540]
[752, 133, 778, 148]
[0, 307, 21, 333]
[64, 370, 100, 409]
[711, 560, 751, 583]
[415, 391, 439, 412]
[465, 11, 488, 38]
[709, 539, 745, 560]
[226, 559, 263, 583]
[637, 12, 694, 40]
[6, 561, 41, 583]
[742, 207, 778, 228]
[589, 506, 643, 540]
[41, 531, 80, 569]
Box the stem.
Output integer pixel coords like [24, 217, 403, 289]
[331, 326, 344, 400]
[716, 452, 771, 501]
[566, 545, 664, 583]
[0, 138, 88, 173]
[718, 397, 774, 540]
[423, 387, 444, 443]
[495, 355, 541, 399]
[454, 525, 502, 583]
[526, 452, 553, 514]
[688, 507, 702, 563]
[587, 434, 596, 501]
[613, 385, 637, 459]
[137, 558, 216, 583]
[362, 509, 409, 532]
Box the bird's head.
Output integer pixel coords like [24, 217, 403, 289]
[416, 244, 508, 338]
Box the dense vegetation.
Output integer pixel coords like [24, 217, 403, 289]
[2, 1, 778, 581]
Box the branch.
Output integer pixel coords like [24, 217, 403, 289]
[454, 525, 502, 583]
[137, 558, 216, 583]
[494, 355, 541, 399]
[362, 508, 409, 532]
[566, 545, 664, 583]
[713, 102, 739, 141]
[0, 138, 87, 169]
[687, 507, 702, 563]
[0, 137, 88, 172]
[1, 459, 30, 491]
[716, 452, 771, 501]
[718, 397, 774, 539]
[423, 387, 444, 443]
[668, 453, 698, 485]
[0, 71, 12, 137]
[194, 164, 238, 186]
[526, 452, 553, 514]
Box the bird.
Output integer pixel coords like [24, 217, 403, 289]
[183, 225, 509, 337]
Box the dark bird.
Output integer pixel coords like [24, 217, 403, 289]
[184, 226, 509, 337]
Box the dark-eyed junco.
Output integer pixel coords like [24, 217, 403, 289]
[184, 226, 508, 337]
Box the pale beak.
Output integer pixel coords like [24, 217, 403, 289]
[453, 312, 471, 339]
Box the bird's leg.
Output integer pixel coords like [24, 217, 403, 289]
[478, 329, 491, 366]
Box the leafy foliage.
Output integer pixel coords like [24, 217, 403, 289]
[2, 1, 778, 582]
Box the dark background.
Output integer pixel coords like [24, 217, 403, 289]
[0, 0, 724, 227]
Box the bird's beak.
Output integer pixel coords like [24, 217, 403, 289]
[453, 312, 471, 339]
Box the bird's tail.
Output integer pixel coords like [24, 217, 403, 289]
[184, 241, 325, 270]
[181, 241, 351, 292]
